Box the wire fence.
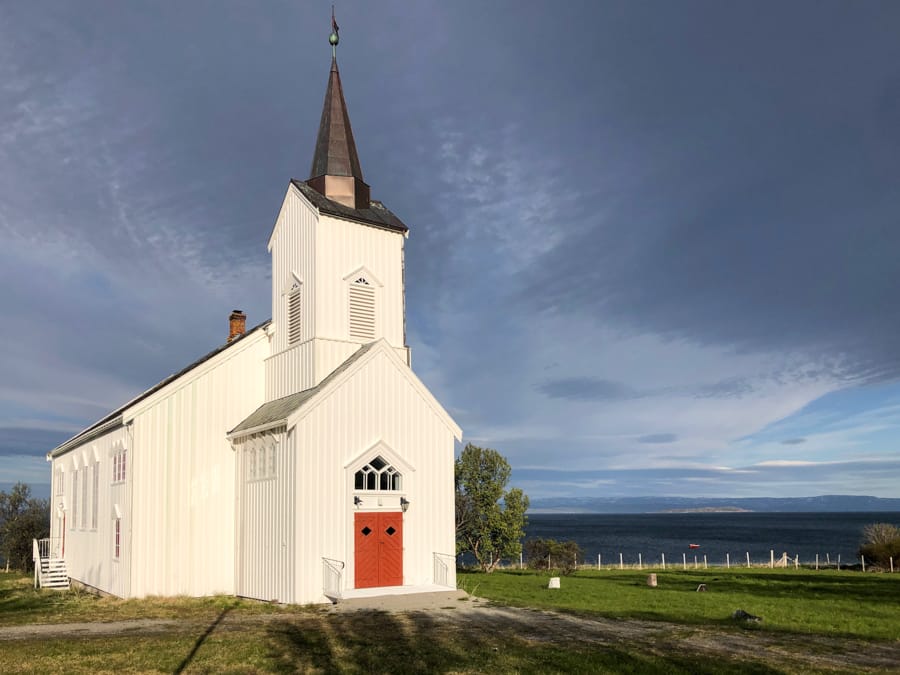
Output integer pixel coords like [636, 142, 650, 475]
[471, 550, 896, 572]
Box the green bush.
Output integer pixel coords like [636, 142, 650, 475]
[858, 522, 900, 569]
[524, 538, 584, 575]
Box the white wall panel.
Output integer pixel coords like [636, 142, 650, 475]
[125, 331, 268, 598]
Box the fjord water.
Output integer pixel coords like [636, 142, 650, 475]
[524, 512, 900, 565]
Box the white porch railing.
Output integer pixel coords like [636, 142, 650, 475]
[35, 537, 62, 560]
[33, 538, 68, 590]
[322, 557, 344, 600]
[433, 552, 456, 588]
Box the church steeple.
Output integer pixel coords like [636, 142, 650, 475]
[307, 11, 371, 210]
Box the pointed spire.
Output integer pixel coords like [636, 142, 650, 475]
[307, 10, 370, 210]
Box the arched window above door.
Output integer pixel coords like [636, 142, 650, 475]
[354, 455, 402, 491]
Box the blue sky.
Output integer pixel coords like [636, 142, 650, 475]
[2, 1, 900, 500]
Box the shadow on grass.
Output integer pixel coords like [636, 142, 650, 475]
[264, 608, 784, 674]
[173, 606, 231, 674]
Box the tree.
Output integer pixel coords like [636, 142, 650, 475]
[524, 538, 584, 575]
[455, 443, 529, 572]
[0, 483, 50, 572]
[858, 522, 900, 569]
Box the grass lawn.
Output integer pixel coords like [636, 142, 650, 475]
[460, 567, 900, 640]
[2, 569, 898, 673]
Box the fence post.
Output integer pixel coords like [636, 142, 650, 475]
[838, 554, 841, 568]
[598, 553, 601, 569]
[890, 557, 894, 573]
[815, 554, 819, 570]
[662, 553, 666, 570]
[826, 553, 830, 566]
[770, 550, 774, 569]
[703, 555, 707, 569]
[548, 554, 551, 570]
[746, 552, 750, 568]
[619, 553, 624, 570]
[638, 553, 642, 570]
[683, 553, 687, 570]
[861, 555, 866, 572]
[794, 555, 798, 569]
[520, 552, 523, 569]
[726, 553, 730, 569]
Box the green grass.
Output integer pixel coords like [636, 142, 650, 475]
[0, 609, 779, 674]
[2, 569, 898, 673]
[0, 572, 292, 627]
[459, 567, 900, 640]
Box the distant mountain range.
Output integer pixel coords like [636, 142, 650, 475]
[529, 495, 900, 514]
[5, 483, 899, 514]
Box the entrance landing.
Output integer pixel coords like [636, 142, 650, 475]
[331, 585, 469, 612]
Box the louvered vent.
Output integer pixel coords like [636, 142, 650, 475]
[288, 288, 302, 344]
[349, 280, 376, 341]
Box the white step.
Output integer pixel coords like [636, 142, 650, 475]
[38, 558, 69, 589]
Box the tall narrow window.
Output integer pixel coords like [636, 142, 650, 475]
[92, 461, 99, 529]
[348, 277, 375, 340]
[114, 518, 121, 559]
[288, 285, 302, 345]
[71, 472, 78, 530]
[81, 466, 88, 529]
[112, 449, 127, 482]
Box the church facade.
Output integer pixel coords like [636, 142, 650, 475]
[44, 29, 461, 604]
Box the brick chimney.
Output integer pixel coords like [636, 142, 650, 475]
[228, 310, 246, 342]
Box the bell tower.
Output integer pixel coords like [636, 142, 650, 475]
[264, 14, 410, 401]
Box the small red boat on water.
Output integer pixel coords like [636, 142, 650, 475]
[688, 544, 700, 549]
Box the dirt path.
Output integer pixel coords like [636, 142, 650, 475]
[2, 596, 898, 673]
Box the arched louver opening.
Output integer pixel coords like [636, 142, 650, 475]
[288, 284, 302, 345]
[348, 276, 375, 340]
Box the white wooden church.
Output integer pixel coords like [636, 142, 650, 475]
[40, 26, 461, 604]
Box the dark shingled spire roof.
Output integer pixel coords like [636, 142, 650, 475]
[307, 56, 371, 209]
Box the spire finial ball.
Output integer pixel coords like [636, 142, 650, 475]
[329, 31, 339, 46]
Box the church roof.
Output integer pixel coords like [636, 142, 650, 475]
[309, 56, 364, 182]
[49, 320, 271, 458]
[228, 341, 379, 437]
[291, 180, 408, 234]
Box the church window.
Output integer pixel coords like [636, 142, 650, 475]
[55, 468, 64, 496]
[288, 284, 302, 345]
[348, 277, 375, 340]
[114, 518, 121, 559]
[113, 449, 127, 483]
[245, 439, 277, 482]
[81, 466, 88, 529]
[91, 461, 100, 530]
[71, 472, 78, 530]
[354, 456, 401, 491]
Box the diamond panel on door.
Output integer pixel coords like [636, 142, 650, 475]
[354, 513, 380, 588]
[379, 512, 403, 587]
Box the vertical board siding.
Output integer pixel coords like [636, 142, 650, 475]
[236, 428, 294, 603]
[126, 332, 268, 598]
[50, 427, 129, 598]
[316, 215, 404, 348]
[267, 188, 317, 400]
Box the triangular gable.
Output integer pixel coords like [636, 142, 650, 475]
[343, 439, 416, 474]
[286, 339, 462, 439]
[228, 339, 461, 441]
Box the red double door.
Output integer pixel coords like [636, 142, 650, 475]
[354, 512, 403, 588]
